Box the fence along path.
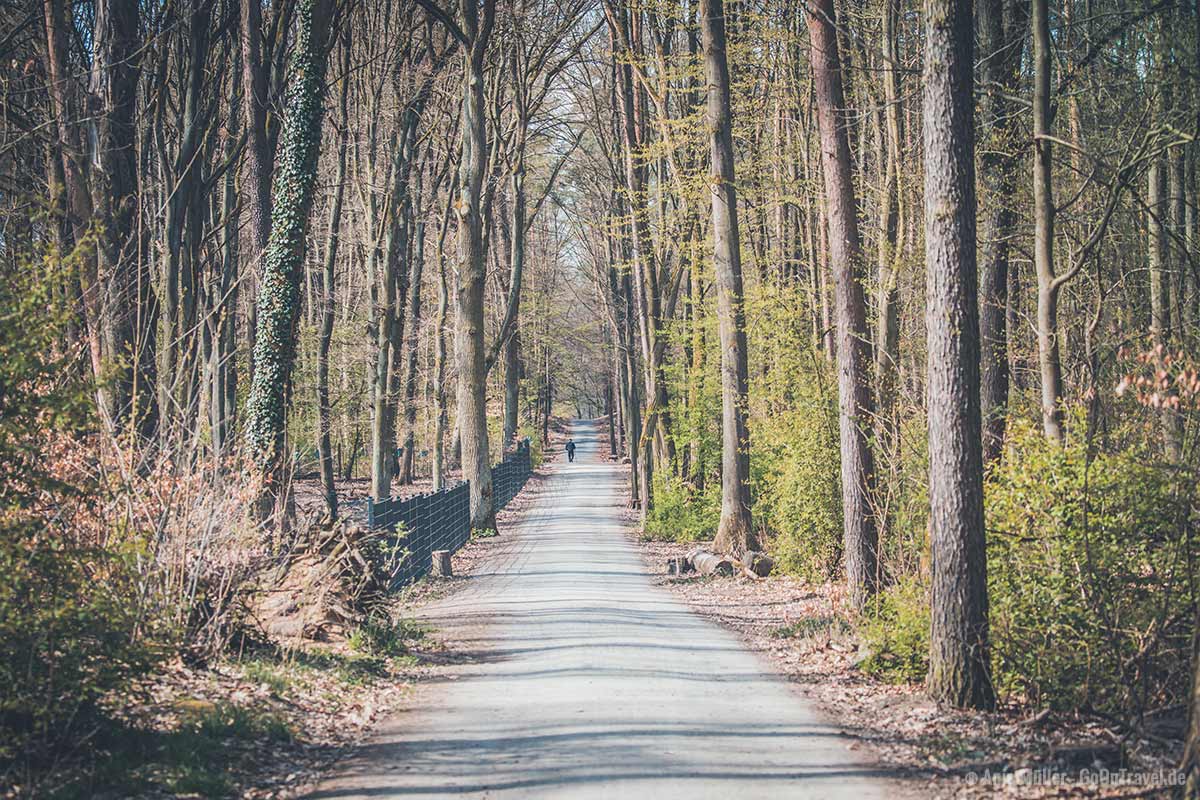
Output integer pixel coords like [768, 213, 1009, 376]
[366, 439, 533, 589]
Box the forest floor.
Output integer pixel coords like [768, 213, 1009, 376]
[629, 531, 1187, 798]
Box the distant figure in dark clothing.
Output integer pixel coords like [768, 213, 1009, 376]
[566, 439, 577, 462]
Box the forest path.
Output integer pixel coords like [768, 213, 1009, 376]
[308, 420, 899, 799]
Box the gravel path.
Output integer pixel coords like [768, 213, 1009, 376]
[307, 419, 900, 799]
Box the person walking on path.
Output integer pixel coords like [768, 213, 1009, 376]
[565, 439, 577, 462]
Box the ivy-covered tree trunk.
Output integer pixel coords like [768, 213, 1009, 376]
[245, 0, 336, 525]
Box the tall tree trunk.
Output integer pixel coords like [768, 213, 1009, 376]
[1148, 158, 1182, 461]
[874, 0, 903, 473]
[501, 150, 527, 448]
[317, 39, 351, 519]
[807, 0, 879, 609]
[923, 0, 995, 711]
[399, 170, 430, 484]
[1033, 0, 1064, 442]
[431, 178, 455, 491]
[609, 10, 676, 520]
[89, 0, 157, 439]
[452, 0, 499, 531]
[245, 0, 336, 527]
[978, 0, 1029, 463]
[701, 0, 757, 559]
[240, 0, 273, 257]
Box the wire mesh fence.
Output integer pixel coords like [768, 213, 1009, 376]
[366, 439, 533, 589]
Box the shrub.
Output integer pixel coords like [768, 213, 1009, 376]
[0, 529, 159, 762]
[858, 577, 930, 684]
[0, 255, 161, 762]
[643, 475, 720, 542]
[753, 407, 843, 580]
[986, 417, 1195, 714]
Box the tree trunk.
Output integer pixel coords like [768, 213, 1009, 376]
[1148, 158, 1182, 461]
[923, 0, 995, 711]
[87, 0, 157, 439]
[240, 0, 274, 258]
[317, 40, 350, 520]
[978, 0, 1029, 464]
[701, 0, 758, 559]
[431, 179, 455, 492]
[1033, 0, 1064, 442]
[398, 173, 429, 485]
[874, 0, 903, 471]
[454, 0, 499, 532]
[806, 0, 879, 609]
[245, 0, 336, 527]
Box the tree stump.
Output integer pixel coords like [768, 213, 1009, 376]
[744, 551, 775, 577]
[431, 550, 452, 577]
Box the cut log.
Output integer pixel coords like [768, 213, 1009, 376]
[431, 549, 452, 577]
[687, 548, 735, 576]
[743, 551, 775, 577]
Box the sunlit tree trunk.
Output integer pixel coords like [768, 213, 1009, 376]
[701, 0, 757, 559]
[317, 39, 351, 519]
[874, 0, 903, 473]
[240, 0, 273, 258]
[807, 0, 878, 609]
[923, 0, 995, 711]
[1033, 0, 1064, 442]
[451, 0, 499, 531]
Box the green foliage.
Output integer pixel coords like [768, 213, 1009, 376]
[0, 247, 91, 507]
[858, 577, 930, 684]
[985, 416, 1196, 714]
[54, 701, 294, 799]
[0, 533, 160, 763]
[752, 406, 843, 580]
[644, 475, 720, 542]
[242, 660, 292, 695]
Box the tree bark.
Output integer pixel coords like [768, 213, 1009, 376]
[874, 0, 903, 473]
[701, 0, 758, 559]
[978, 0, 1029, 464]
[923, 0, 995, 711]
[806, 0, 879, 609]
[245, 0, 336, 527]
[317, 39, 351, 519]
[1033, 0, 1064, 442]
[240, 0, 274, 257]
[451, 0, 499, 531]
[398, 169, 430, 484]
